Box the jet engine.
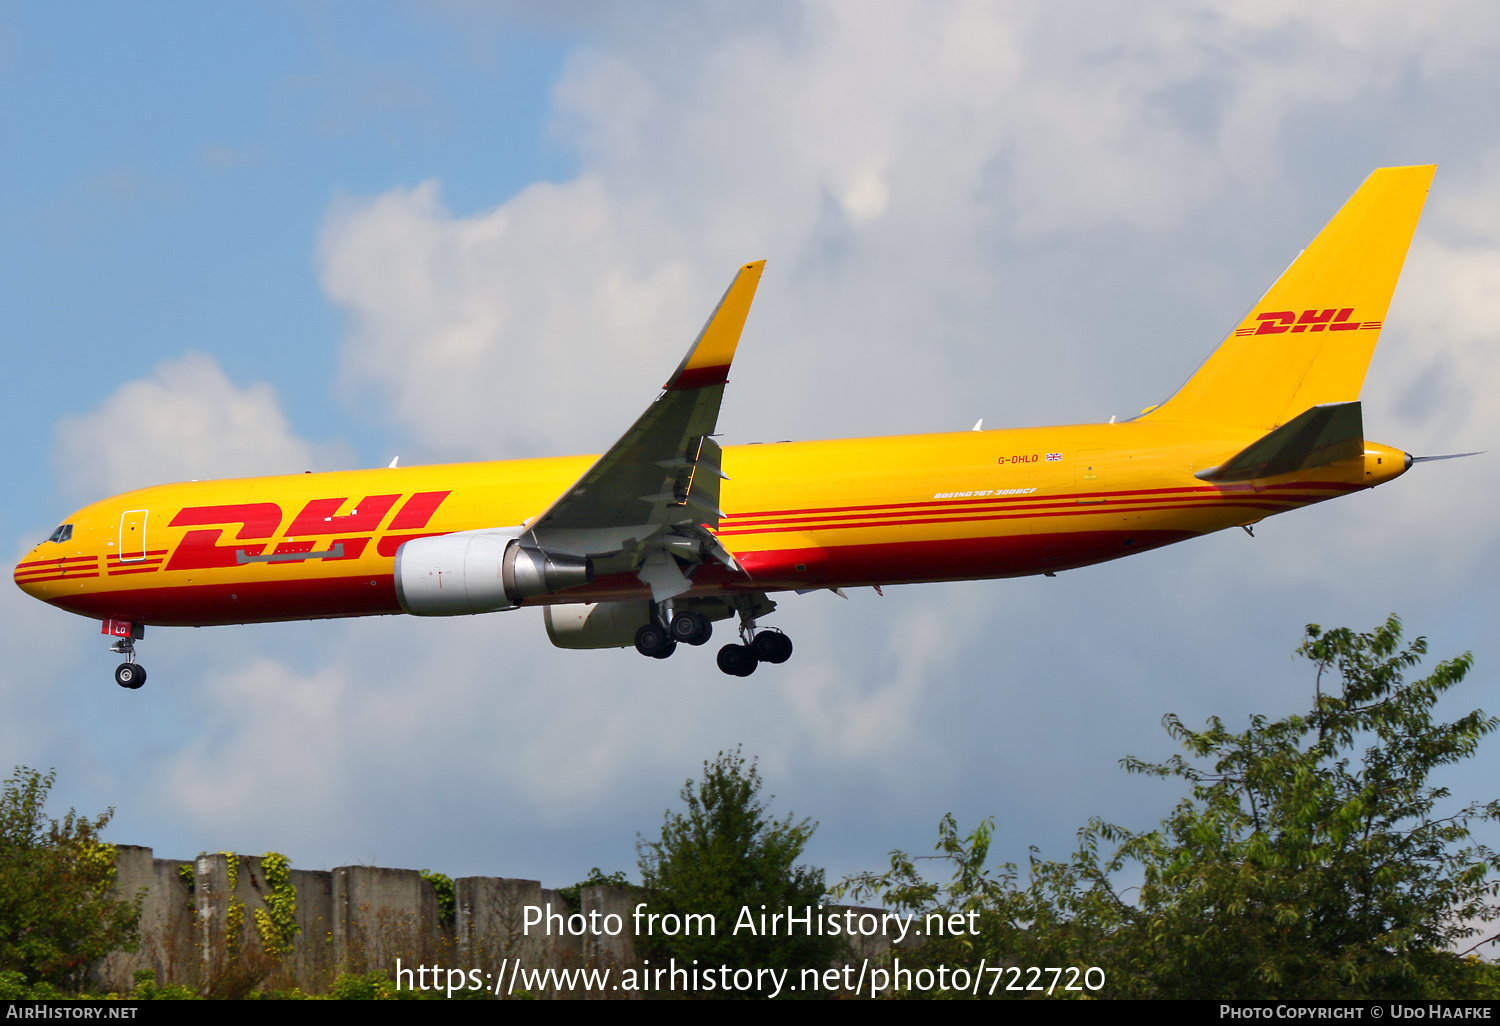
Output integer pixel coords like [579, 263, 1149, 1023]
[543, 600, 653, 649]
[394, 529, 593, 615]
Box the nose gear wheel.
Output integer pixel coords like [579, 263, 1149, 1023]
[114, 663, 146, 689]
[108, 633, 148, 689]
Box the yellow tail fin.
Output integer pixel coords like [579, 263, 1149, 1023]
[1143, 165, 1435, 430]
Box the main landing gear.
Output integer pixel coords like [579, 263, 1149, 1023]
[635, 604, 713, 659]
[716, 627, 792, 677]
[632, 599, 793, 676]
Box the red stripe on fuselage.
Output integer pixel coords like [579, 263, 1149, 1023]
[16, 555, 99, 568]
[718, 481, 1358, 525]
[715, 499, 1308, 537]
[107, 550, 168, 566]
[731, 529, 1195, 587]
[16, 565, 97, 577]
[50, 575, 402, 627]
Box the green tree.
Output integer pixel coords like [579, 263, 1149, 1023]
[843, 616, 1500, 999]
[637, 747, 844, 992]
[0, 767, 140, 991]
[558, 867, 633, 915]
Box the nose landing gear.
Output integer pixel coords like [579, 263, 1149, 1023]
[110, 638, 146, 689]
[113, 658, 146, 689]
[104, 619, 146, 689]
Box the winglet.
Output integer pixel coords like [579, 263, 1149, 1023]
[664, 261, 766, 390]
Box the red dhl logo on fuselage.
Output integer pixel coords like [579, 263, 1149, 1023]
[160, 491, 451, 572]
[1232, 308, 1383, 337]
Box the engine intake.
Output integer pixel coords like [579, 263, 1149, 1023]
[394, 530, 593, 616]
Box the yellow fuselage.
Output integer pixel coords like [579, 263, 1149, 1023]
[14, 421, 1409, 628]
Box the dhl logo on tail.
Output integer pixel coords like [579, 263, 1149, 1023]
[1238, 308, 1380, 336]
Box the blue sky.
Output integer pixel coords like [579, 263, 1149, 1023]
[5, 1, 1500, 899]
[0, 2, 574, 519]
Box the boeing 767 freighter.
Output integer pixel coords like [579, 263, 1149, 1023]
[16, 165, 1459, 686]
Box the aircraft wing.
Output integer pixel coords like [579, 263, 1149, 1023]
[1195, 401, 1363, 482]
[524, 261, 764, 597]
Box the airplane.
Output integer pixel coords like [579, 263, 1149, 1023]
[15, 165, 1456, 688]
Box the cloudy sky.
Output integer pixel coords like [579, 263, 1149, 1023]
[4, 1, 1500, 892]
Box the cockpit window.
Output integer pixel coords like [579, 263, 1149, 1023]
[47, 524, 73, 544]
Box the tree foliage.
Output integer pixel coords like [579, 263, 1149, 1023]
[842, 617, 1500, 998]
[637, 747, 844, 985]
[0, 767, 140, 990]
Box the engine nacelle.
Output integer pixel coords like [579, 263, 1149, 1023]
[394, 529, 593, 616]
[544, 601, 653, 649]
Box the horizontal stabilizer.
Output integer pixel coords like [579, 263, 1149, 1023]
[1195, 402, 1363, 482]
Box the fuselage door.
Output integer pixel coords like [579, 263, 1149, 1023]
[119, 509, 148, 561]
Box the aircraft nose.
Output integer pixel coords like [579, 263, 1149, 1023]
[14, 548, 59, 601]
[14, 552, 38, 594]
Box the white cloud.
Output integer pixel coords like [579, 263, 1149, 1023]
[320, 177, 699, 459]
[311, 2, 1500, 604]
[321, 2, 1500, 461]
[138, 599, 970, 873]
[53, 353, 336, 501]
[23, 3, 1500, 883]
[288, 2, 1500, 875]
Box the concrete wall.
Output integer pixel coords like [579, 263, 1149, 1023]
[95, 846, 197, 993]
[455, 877, 583, 997]
[194, 851, 328, 993]
[102, 846, 913, 998]
[332, 865, 450, 973]
[579, 883, 638, 969]
[290, 868, 334, 987]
